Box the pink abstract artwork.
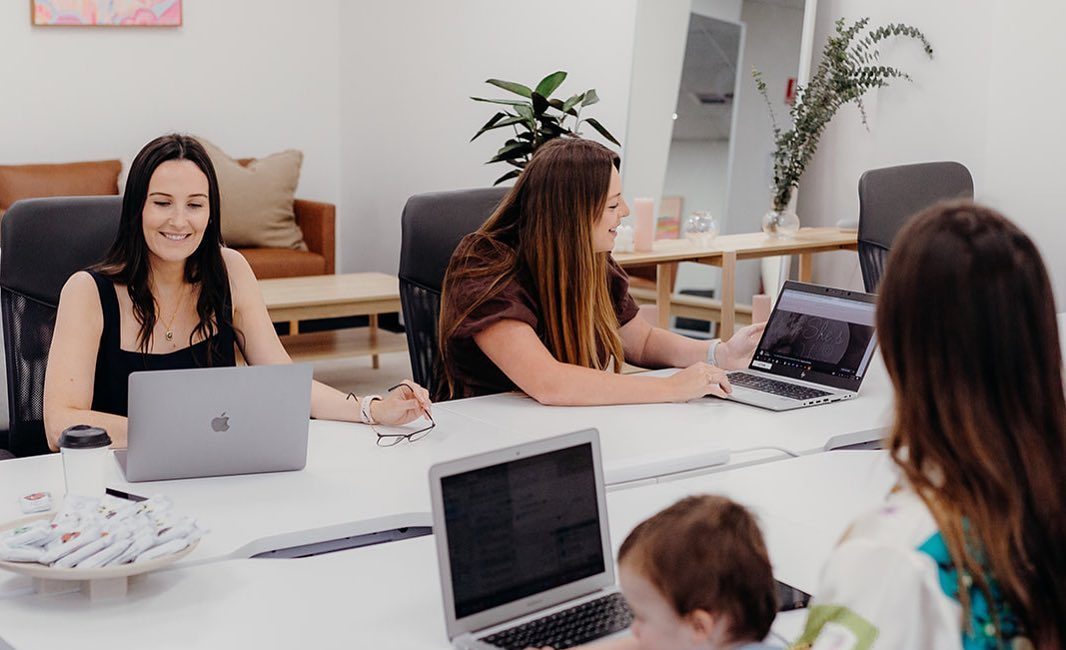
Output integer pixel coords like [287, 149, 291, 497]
[32, 0, 182, 26]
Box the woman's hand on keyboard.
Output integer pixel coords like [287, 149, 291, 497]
[667, 362, 733, 401]
[715, 322, 766, 370]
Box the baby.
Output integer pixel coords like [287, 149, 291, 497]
[532, 494, 779, 650]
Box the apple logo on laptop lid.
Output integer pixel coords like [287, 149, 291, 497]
[211, 412, 230, 432]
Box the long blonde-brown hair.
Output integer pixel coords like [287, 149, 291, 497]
[878, 201, 1066, 648]
[438, 138, 625, 399]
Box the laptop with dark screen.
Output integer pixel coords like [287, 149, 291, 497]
[429, 429, 630, 650]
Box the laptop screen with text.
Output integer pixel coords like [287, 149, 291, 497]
[441, 442, 605, 619]
[750, 285, 877, 391]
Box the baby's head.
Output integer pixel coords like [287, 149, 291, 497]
[617, 495, 777, 650]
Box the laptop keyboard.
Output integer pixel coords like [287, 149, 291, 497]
[481, 592, 632, 650]
[728, 372, 832, 401]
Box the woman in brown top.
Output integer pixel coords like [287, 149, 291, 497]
[437, 138, 764, 403]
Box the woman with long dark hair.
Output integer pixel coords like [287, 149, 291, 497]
[437, 138, 764, 404]
[43, 134, 430, 449]
[797, 202, 1066, 648]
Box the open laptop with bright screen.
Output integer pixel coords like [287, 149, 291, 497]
[725, 281, 877, 411]
[430, 429, 631, 650]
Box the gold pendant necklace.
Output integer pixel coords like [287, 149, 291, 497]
[158, 285, 189, 344]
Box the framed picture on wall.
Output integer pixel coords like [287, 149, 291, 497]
[31, 0, 182, 26]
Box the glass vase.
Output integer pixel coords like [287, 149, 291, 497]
[762, 191, 800, 238]
[682, 211, 720, 248]
[761, 207, 800, 238]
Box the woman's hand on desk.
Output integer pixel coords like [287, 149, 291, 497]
[370, 380, 433, 426]
[715, 322, 766, 370]
[666, 362, 732, 401]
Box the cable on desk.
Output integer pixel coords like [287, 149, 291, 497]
[730, 445, 801, 458]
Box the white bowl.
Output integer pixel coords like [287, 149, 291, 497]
[0, 513, 197, 582]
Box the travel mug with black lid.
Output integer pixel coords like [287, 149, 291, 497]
[58, 425, 112, 498]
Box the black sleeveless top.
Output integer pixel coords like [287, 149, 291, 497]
[88, 270, 237, 417]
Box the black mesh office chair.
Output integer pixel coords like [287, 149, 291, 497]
[857, 161, 973, 292]
[398, 187, 508, 397]
[1, 196, 122, 456]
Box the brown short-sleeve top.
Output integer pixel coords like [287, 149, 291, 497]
[439, 234, 640, 400]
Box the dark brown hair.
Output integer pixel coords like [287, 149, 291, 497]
[618, 495, 776, 643]
[878, 200, 1066, 648]
[438, 138, 624, 399]
[95, 134, 232, 361]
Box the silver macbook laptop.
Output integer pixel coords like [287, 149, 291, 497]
[725, 281, 878, 411]
[115, 364, 312, 482]
[429, 429, 631, 650]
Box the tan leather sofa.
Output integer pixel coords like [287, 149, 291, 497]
[0, 159, 335, 279]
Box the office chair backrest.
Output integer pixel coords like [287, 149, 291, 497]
[398, 187, 508, 396]
[1, 196, 121, 456]
[857, 161, 973, 292]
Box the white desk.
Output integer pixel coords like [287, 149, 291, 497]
[0, 451, 895, 650]
[0, 359, 892, 600]
[604, 450, 897, 596]
[439, 355, 893, 481]
[0, 409, 547, 599]
[0, 359, 890, 572]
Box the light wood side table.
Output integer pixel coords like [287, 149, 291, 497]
[614, 228, 858, 339]
[258, 272, 407, 368]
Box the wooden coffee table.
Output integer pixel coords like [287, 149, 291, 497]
[258, 272, 407, 368]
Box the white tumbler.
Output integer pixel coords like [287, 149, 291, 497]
[58, 425, 112, 498]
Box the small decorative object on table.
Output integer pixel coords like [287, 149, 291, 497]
[632, 198, 656, 252]
[751, 294, 772, 324]
[613, 224, 635, 253]
[753, 18, 933, 237]
[682, 211, 720, 248]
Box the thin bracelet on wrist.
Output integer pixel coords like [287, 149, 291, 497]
[360, 394, 382, 425]
[707, 339, 721, 366]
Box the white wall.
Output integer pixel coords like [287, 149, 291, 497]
[980, 1, 1066, 304]
[337, 0, 638, 274]
[622, 0, 700, 216]
[726, 0, 806, 297]
[663, 140, 731, 290]
[0, 1, 343, 216]
[623, 0, 743, 228]
[796, 0, 999, 293]
[665, 141, 731, 224]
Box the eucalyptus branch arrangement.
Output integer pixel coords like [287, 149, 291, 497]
[754, 17, 934, 212]
[471, 71, 621, 185]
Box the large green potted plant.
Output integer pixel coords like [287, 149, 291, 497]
[754, 17, 933, 236]
[471, 71, 621, 185]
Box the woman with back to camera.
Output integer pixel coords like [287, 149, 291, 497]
[437, 138, 764, 404]
[796, 202, 1066, 648]
[43, 134, 431, 450]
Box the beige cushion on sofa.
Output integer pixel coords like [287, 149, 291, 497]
[196, 138, 307, 251]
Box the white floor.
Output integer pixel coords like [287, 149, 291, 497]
[307, 351, 415, 401]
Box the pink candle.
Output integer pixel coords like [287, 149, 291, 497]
[752, 293, 772, 324]
[633, 198, 655, 252]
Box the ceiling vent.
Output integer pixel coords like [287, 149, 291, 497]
[693, 92, 734, 105]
